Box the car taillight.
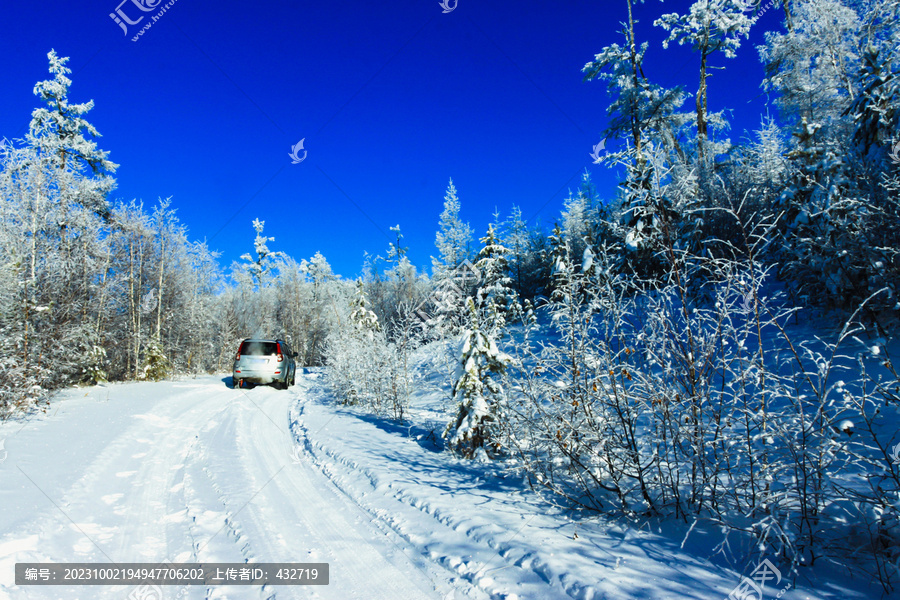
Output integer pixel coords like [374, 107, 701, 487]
[235, 349, 241, 361]
[276, 342, 284, 363]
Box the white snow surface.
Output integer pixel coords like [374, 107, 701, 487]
[0, 371, 877, 599]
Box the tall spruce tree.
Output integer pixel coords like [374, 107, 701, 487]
[474, 224, 518, 335]
[28, 50, 118, 219]
[432, 178, 473, 280]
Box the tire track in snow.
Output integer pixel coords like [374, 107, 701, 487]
[289, 378, 569, 600]
[228, 381, 446, 599]
[0, 381, 235, 600]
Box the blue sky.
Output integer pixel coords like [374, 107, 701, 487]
[0, 0, 784, 277]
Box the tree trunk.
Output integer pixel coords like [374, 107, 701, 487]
[697, 46, 709, 160]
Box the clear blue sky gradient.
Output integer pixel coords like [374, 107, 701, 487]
[0, 0, 784, 277]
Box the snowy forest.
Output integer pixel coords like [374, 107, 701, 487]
[2, 0, 900, 593]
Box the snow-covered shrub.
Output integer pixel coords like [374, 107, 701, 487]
[505, 210, 900, 588]
[507, 243, 658, 513]
[325, 282, 411, 421]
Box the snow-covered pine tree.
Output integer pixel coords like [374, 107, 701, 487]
[445, 297, 511, 459]
[758, 0, 900, 311]
[583, 8, 690, 279]
[429, 179, 476, 336]
[847, 45, 899, 162]
[561, 179, 591, 266]
[28, 49, 118, 218]
[583, 4, 686, 166]
[500, 206, 550, 301]
[80, 344, 108, 385]
[350, 279, 380, 334]
[140, 335, 170, 381]
[474, 223, 519, 335]
[0, 51, 122, 408]
[547, 224, 569, 295]
[655, 0, 754, 160]
[432, 178, 473, 280]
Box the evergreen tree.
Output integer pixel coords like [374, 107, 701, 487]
[501, 206, 550, 301]
[583, 5, 686, 165]
[28, 50, 118, 218]
[350, 279, 380, 334]
[847, 46, 900, 159]
[584, 6, 689, 277]
[501, 206, 530, 298]
[445, 298, 511, 459]
[759, 0, 861, 128]
[474, 224, 518, 335]
[432, 178, 473, 280]
[140, 336, 170, 381]
[655, 0, 755, 159]
[547, 224, 569, 294]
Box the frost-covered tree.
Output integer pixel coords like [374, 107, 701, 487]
[756, 1, 900, 313]
[28, 50, 118, 218]
[746, 116, 791, 191]
[325, 280, 410, 420]
[240, 218, 285, 289]
[655, 0, 755, 158]
[0, 51, 123, 411]
[560, 178, 592, 264]
[445, 298, 511, 459]
[299, 252, 336, 301]
[583, 6, 691, 276]
[474, 224, 518, 335]
[0, 53, 242, 415]
[363, 229, 430, 339]
[501, 206, 550, 301]
[432, 178, 473, 280]
[583, 1, 686, 165]
[273, 253, 339, 367]
[386, 224, 408, 264]
[140, 336, 170, 381]
[847, 45, 900, 159]
[759, 0, 861, 128]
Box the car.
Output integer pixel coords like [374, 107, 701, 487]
[232, 338, 297, 390]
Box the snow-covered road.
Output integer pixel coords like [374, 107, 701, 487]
[0, 374, 444, 600]
[0, 372, 865, 600]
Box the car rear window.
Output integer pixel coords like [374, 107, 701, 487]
[240, 341, 278, 356]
